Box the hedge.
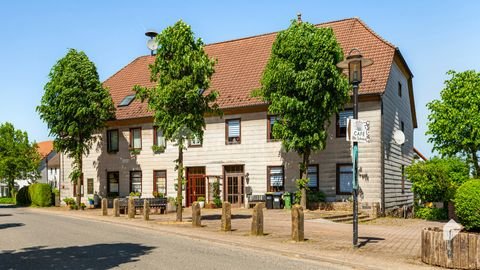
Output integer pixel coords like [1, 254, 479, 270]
[16, 186, 31, 206]
[28, 183, 52, 207]
[454, 180, 480, 231]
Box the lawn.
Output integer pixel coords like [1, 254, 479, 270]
[0, 197, 15, 204]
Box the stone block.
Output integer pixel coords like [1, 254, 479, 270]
[113, 198, 120, 217]
[128, 197, 135, 219]
[221, 202, 231, 231]
[251, 202, 265, 236]
[101, 198, 108, 216]
[143, 200, 150, 221]
[291, 204, 304, 242]
[192, 202, 201, 227]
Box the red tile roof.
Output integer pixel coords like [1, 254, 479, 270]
[103, 18, 399, 120]
[37, 141, 53, 159]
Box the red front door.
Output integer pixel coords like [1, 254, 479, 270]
[186, 167, 206, 207]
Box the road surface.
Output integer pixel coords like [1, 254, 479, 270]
[0, 206, 351, 270]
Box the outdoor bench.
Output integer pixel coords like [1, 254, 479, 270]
[247, 194, 266, 208]
[118, 197, 167, 214]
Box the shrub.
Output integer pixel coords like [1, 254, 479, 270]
[307, 190, 326, 203]
[213, 198, 222, 208]
[415, 207, 448, 221]
[16, 186, 31, 206]
[454, 180, 480, 231]
[0, 197, 15, 204]
[28, 183, 52, 207]
[197, 196, 205, 202]
[63, 197, 75, 206]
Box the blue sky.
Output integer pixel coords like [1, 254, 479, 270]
[0, 0, 479, 158]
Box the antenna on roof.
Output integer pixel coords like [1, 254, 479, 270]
[297, 13, 302, 23]
[145, 30, 158, 56]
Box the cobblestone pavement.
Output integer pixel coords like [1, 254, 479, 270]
[34, 206, 446, 269]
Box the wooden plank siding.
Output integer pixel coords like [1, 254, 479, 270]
[381, 61, 415, 210]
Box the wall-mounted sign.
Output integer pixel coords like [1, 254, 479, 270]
[347, 119, 370, 143]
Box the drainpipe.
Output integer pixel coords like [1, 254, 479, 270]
[380, 96, 386, 216]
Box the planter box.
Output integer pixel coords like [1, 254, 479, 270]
[422, 227, 480, 269]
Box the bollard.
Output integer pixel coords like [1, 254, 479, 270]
[143, 200, 150, 221]
[251, 202, 265, 236]
[192, 202, 201, 227]
[101, 198, 108, 216]
[128, 197, 135, 219]
[221, 202, 232, 231]
[113, 198, 120, 217]
[291, 204, 304, 242]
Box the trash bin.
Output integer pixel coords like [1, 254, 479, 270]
[265, 193, 274, 209]
[283, 192, 291, 209]
[272, 192, 283, 209]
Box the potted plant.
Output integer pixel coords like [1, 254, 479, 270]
[197, 196, 205, 208]
[80, 202, 86, 210]
[129, 192, 141, 199]
[151, 144, 166, 154]
[87, 197, 94, 206]
[167, 197, 176, 212]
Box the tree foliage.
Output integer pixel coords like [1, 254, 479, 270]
[405, 157, 469, 203]
[0, 122, 40, 197]
[257, 20, 350, 207]
[37, 49, 115, 205]
[134, 20, 220, 221]
[454, 179, 480, 231]
[427, 70, 480, 177]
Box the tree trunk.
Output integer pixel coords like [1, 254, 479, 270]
[176, 145, 183, 222]
[76, 156, 82, 208]
[471, 148, 480, 178]
[8, 179, 15, 198]
[300, 150, 310, 209]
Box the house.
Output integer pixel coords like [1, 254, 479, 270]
[37, 141, 61, 188]
[60, 18, 417, 215]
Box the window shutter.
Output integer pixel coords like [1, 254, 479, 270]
[307, 166, 318, 187]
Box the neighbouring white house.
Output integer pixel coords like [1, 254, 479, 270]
[59, 18, 419, 215]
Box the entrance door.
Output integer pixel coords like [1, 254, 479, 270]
[224, 165, 244, 207]
[186, 167, 206, 207]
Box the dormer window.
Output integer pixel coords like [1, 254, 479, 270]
[118, 95, 135, 107]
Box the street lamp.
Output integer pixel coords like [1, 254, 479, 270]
[337, 49, 373, 248]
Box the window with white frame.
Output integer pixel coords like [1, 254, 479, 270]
[226, 119, 241, 144]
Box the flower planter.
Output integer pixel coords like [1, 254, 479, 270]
[422, 227, 480, 269]
[198, 201, 205, 208]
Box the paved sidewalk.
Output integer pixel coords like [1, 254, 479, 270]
[32, 206, 445, 270]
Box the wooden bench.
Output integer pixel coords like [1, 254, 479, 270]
[247, 194, 266, 208]
[118, 197, 168, 214]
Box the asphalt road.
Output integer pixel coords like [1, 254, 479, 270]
[0, 206, 351, 270]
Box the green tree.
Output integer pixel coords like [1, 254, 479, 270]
[134, 20, 220, 222]
[427, 70, 480, 177]
[405, 157, 469, 203]
[257, 20, 350, 208]
[0, 122, 40, 197]
[37, 49, 115, 206]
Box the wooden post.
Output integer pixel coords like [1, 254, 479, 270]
[113, 198, 120, 217]
[251, 202, 265, 236]
[291, 204, 304, 242]
[192, 202, 201, 227]
[221, 202, 231, 231]
[143, 200, 150, 221]
[101, 198, 108, 216]
[128, 197, 135, 219]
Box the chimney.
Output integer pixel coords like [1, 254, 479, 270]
[297, 13, 302, 23]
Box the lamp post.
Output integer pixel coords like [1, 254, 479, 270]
[337, 49, 373, 248]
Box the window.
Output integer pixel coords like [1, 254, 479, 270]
[118, 94, 135, 107]
[189, 133, 202, 147]
[107, 172, 119, 196]
[129, 127, 142, 149]
[336, 164, 353, 195]
[106, 129, 119, 153]
[130, 171, 142, 193]
[267, 166, 284, 192]
[87, 178, 94, 195]
[154, 170, 167, 195]
[304, 165, 319, 190]
[226, 119, 241, 144]
[73, 178, 84, 196]
[153, 127, 166, 148]
[267, 115, 280, 141]
[398, 82, 402, 97]
[401, 121, 405, 132]
[336, 109, 353, 137]
[401, 165, 405, 194]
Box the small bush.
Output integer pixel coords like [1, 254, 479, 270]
[415, 207, 448, 221]
[197, 196, 205, 202]
[454, 180, 480, 231]
[63, 197, 75, 205]
[307, 190, 326, 203]
[213, 198, 222, 208]
[16, 186, 31, 206]
[28, 183, 52, 207]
